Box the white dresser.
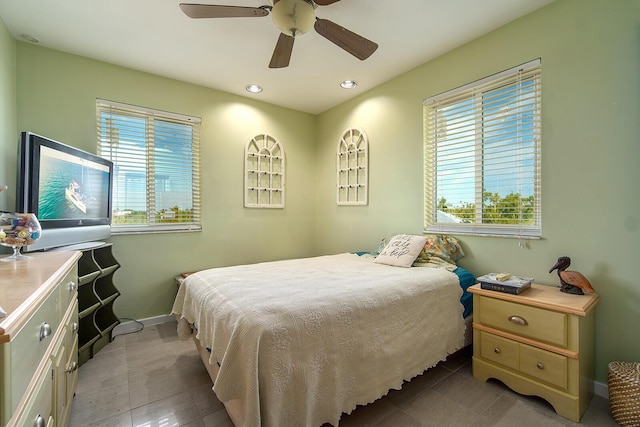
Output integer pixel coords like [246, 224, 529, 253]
[0, 251, 81, 427]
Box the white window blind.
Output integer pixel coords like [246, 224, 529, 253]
[423, 59, 542, 238]
[96, 99, 201, 234]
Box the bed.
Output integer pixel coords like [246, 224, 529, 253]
[172, 235, 474, 427]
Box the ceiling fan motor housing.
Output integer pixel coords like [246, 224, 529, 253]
[271, 0, 316, 37]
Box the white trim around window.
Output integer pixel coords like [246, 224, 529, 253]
[423, 59, 542, 238]
[96, 99, 202, 234]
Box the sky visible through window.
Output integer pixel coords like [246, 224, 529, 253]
[98, 114, 194, 217]
[436, 79, 536, 209]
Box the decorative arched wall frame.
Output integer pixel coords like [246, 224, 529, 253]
[336, 127, 368, 205]
[244, 134, 285, 208]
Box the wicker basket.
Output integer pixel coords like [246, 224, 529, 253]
[608, 361, 640, 426]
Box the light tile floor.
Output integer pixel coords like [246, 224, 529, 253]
[69, 321, 618, 427]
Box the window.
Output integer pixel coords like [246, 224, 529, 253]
[423, 60, 542, 238]
[96, 99, 201, 234]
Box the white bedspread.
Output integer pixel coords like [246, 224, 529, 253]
[171, 253, 465, 427]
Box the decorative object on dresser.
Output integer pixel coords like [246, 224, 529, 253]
[52, 242, 121, 365]
[470, 283, 600, 422]
[0, 250, 81, 426]
[549, 256, 595, 295]
[0, 212, 42, 261]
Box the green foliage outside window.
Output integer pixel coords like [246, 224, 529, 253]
[438, 192, 535, 225]
[112, 206, 195, 225]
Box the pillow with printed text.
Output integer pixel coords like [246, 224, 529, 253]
[374, 234, 428, 268]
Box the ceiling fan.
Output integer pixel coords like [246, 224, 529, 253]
[179, 0, 378, 68]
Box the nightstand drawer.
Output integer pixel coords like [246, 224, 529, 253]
[520, 343, 568, 390]
[477, 297, 567, 347]
[479, 331, 518, 370]
[478, 331, 569, 390]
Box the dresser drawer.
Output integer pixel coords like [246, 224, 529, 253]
[477, 297, 567, 347]
[9, 289, 61, 407]
[58, 265, 78, 315]
[520, 343, 568, 390]
[479, 331, 518, 370]
[11, 360, 53, 427]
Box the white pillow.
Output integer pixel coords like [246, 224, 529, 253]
[374, 234, 428, 268]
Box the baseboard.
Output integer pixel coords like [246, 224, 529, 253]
[113, 314, 175, 335]
[594, 380, 609, 399]
[112, 314, 612, 401]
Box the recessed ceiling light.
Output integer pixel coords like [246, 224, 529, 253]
[20, 34, 39, 43]
[245, 84, 263, 94]
[340, 80, 357, 89]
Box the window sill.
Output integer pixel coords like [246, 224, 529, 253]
[110, 224, 202, 235]
[425, 225, 541, 239]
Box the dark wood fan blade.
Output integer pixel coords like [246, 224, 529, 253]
[269, 33, 295, 68]
[314, 0, 342, 5]
[179, 4, 269, 19]
[314, 19, 378, 60]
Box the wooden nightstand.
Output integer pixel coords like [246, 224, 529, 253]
[174, 271, 197, 289]
[469, 283, 600, 422]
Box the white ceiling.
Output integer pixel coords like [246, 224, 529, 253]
[0, 0, 554, 114]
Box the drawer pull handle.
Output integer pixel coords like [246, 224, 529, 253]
[39, 322, 52, 341]
[494, 347, 501, 354]
[537, 362, 544, 370]
[66, 361, 78, 373]
[34, 414, 46, 427]
[508, 315, 528, 326]
[68, 280, 77, 292]
[72, 322, 79, 334]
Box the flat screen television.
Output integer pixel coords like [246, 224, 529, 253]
[16, 132, 113, 251]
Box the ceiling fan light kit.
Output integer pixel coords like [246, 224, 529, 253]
[271, 0, 315, 37]
[179, 0, 378, 69]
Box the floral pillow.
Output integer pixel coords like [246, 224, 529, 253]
[373, 234, 428, 268]
[413, 234, 465, 271]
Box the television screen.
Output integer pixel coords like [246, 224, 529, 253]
[17, 132, 113, 250]
[37, 145, 111, 222]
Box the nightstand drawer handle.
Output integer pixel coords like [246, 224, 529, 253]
[508, 315, 528, 326]
[537, 362, 544, 370]
[494, 348, 501, 354]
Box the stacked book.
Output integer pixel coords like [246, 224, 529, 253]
[477, 273, 533, 294]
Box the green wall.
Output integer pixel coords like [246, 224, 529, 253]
[0, 19, 16, 208]
[6, 43, 317, 321]
[315, 0, 640, 383]
[1, 0, 638, 383]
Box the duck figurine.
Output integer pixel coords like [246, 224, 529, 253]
[549, 256, 595, 295]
